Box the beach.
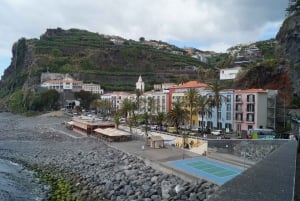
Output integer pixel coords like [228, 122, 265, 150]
[0, 112, 218, 201]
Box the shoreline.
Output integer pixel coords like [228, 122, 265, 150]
[0, 112, 218, 201]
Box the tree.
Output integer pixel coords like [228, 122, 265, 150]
[207, 80, 225, 129]
[155, 112, 166, 131]
[184, 88, 199, 130]
[91, 99, 113, 118]
[286, 0, 300, 16]
[120, 98, 132, 121]
[139, 37, 145, 42]
[167, 99, 189, 134]
[197, 95, 212, 133]
[74, 90, 98, 110]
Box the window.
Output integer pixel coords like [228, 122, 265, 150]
[226, 112, 231, 120]
[236, 95, 242, 102]
[226, 104, 231, 111]
[235, 104, 242, 111]
[225, 123, 232, 130]
[247, 94, 255, 102]
[226, 95, 231, 103]
[247, 104, 255, 112]
[237, 124, 241, 132]
[218, 111, 221, 120]
[235, 113, 243, 121]
[247, 114, 255, 122]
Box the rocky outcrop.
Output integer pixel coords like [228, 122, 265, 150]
[276, 14, 300, 95]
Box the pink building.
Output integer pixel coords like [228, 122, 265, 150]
[234, 89, 277, 135]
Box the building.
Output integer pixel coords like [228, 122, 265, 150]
[101, 91, 132, 111]
[168, 81, 208, 112]
[70, 116, 114, 135]
[233, 89, 277, 135]
[41, 76, 83, 92]
[139, 90, 168, 114]
[82, 83, 104, 94]
[204, 89, 234, 131]
[219, 66, 242, 80]
[168, 81, 209, 129]
[136, 75, 145, 92]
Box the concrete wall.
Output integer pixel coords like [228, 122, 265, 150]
[207, 139, 286, 162]
[208, 140, 298, 201]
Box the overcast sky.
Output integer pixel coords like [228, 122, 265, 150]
[0, 0, 288, 77]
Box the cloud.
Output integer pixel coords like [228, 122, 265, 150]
[0, 0, 287, 59]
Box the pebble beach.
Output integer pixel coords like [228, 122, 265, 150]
[0, 112, 218, 201]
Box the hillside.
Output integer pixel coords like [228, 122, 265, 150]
[0, 28, 209, 96]
[1, 12, 300, 109]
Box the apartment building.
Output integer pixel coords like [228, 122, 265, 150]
[204, 89, 234, 131]
[139, 90, 168, 114]
[101, 91, 132, 111]
[233, 89, 277, 135]
[168, 81, 209, 129]
[82, 83, 104, 94]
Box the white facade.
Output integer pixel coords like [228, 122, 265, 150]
[139, 91, 168, 114]
[136, 75, 145, 92]
[101, 91, 131, 111]
[220, 67, 242, 80]
[41, 77, 83, 92]
[82, 83, 104, 94]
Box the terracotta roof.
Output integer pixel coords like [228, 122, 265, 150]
[45, 79, 82, 83]
[171, 81, 208, 89]
[234, 88, 267, 93]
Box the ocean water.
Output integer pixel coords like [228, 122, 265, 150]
[0, 158, 47, 201]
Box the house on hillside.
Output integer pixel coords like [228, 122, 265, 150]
[220, 66, 242, 80]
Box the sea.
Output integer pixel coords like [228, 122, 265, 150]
[0, 158, 47, 201]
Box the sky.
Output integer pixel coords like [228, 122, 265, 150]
[0, 0, 288, 77]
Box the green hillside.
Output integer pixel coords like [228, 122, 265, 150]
[4, 28, 206, 93]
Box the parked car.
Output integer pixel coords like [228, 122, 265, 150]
[211, 130, 223, 136]
[150, 125, 159, 130]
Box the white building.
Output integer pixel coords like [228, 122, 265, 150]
[139, 90, 168, 114]
[136, 75, 145, 92]
[82, 83, 104, 94]
[101, 91, 132, 111]
[220, 66, 242, 80]
[41, 76, 83, 92]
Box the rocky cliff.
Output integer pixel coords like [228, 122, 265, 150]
[276, 13, 300, 96]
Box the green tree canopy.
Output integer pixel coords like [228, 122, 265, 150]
[286, 0, 300, 16]
[75, 90, 98, 110]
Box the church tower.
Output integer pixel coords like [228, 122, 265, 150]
[136, 75, 145, 92]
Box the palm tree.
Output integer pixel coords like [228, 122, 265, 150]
[120, 98, 135, 122]
[207, 80, 225, 129]
[197, 95, 212, 133]
[167, 99, 189, 134]
[155, 112, 166, 131]
[184, 88, 199, 130]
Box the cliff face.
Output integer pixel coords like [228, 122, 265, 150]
[276, 14, 300, 95]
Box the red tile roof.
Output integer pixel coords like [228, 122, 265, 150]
[171, 81, 208, 89]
